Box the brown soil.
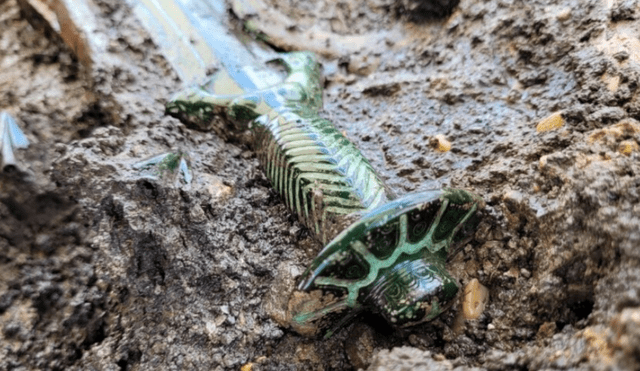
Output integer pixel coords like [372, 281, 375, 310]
[2, 0, 640, 370]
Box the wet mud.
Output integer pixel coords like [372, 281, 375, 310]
[2, 0, 640, 370]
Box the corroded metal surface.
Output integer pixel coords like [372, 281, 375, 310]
[167, 51, 483, 335]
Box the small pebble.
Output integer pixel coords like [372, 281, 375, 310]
[619, 140, 638, 156]
[602, 73, 620, 92]
[462, 278, 489, 320]
[556, 7, 572, 21]
[536, 111, 564, 132]
[430, 134, 451, 152]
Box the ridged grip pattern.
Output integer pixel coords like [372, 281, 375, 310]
[167, 52, 393, 244]
[165, 52, 484, 335]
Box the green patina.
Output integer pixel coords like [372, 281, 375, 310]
[133, 150, 192, 185]
[157, 152, 182, 173]
[165, 52, 484, 337]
